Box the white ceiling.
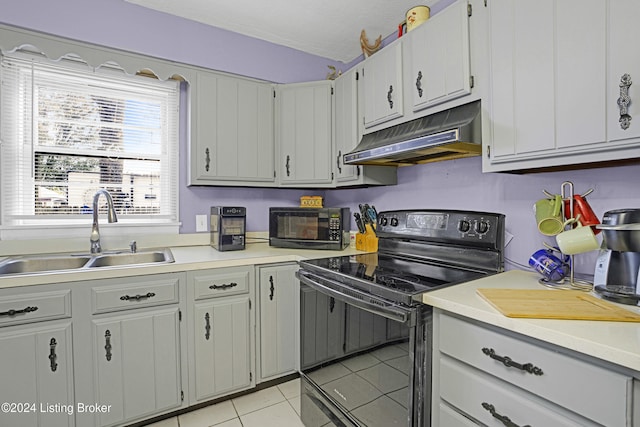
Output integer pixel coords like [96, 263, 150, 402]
[124, 0, 438, 63]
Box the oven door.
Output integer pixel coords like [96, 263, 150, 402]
[297, 269, 431, 427]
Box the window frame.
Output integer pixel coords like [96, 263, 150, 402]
[0, 51, 182, 241]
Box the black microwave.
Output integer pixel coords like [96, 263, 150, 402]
[269, 207, 350, 250]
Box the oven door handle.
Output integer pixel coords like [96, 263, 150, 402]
[296, 270, 411, 324]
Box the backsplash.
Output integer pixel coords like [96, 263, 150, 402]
[323, 158, 640, 276]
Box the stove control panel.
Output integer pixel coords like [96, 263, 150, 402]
[376, 210, 505, 250]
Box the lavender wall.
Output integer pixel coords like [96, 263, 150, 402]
[325, 158, 640, 275]
[4, 0, 640, 278]
[0, 0, 343, 84]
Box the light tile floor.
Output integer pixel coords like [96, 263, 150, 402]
[144, 378, 303, 427]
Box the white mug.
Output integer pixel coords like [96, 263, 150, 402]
[555, 220, 600, 255]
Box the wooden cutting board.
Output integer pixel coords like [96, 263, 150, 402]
[477, 288, 640, 322]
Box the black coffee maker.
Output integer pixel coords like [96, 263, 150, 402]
[210, 206, 246, 251]
[594, 209, 640, 305]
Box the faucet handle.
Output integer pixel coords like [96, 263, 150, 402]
[129, 241, 137, 253]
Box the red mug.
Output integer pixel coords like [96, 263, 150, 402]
[563, 194, 600, 234]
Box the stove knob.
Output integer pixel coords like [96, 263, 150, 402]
[390, 217, 399, 227]
[379, 216, 388, 226]
[476, 221, 489, 234]
[458, 220, 471, 233]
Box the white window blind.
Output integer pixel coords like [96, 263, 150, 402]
[0, 52, 180, 234]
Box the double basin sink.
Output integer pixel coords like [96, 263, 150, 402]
[0, 248, 174, 276]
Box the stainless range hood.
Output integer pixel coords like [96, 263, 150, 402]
[344, 100, 482, 166]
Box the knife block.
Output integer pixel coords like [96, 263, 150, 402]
[356, 224, 378, 252]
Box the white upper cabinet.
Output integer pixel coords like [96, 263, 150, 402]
[276, 81, 334, 187]
[361, 42, 404, 128]
[405, 0, 472, 112]
[607, 0, 640, 144]
[484, 0, 640, 172]
[190, 70, 275, 185]
[333, 68, 397, 186]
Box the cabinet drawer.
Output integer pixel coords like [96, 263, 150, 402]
[91, 276, 180, 314]
[440, 356, 597, 427]
[0, 290, 71, 327]
[438, 402, 478, 427]
[438, 313, 631, 427]
[191, 267, 251, 300]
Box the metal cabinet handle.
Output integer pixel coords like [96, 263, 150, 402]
[269, 275, 275, 301]
[482, 403, 531, 427]
[49, 338, 58, 372]
[120, 292, 156, 301]
[285, 155, 291, 176]
[0, 306, 38, 317]
[482, 347, 543, 375]
[205, 147, 211, 172]
[387, 85, 394, 109]
[209, 282, 238, 290]
[618, 73, 633, 130]
[356, 166, 361, 177]
[336, 151, 342, 174]
[329, 296, 335, 313]
[416, 71, 423, 98]
[204, 312, 211, 340]
[104, 330, 112, 362]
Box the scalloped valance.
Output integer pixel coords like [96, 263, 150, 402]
[0, 24, 196, 83]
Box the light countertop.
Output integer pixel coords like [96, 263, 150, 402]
[422, 269, 640, 373]
[0, 242, 362, 289]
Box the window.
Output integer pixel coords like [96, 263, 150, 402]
[0, 52, 180, 239]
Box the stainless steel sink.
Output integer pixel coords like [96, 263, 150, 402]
[0, 248, 174, 276]
[86, 248, 175, 268]
[0, 255, 92, 275]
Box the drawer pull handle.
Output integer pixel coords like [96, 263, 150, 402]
[209, 282, 238, 290]
[104, 330, 112, 362]
[285, 155, 291, 177]
[387, 85, 394, 109]
[329, 296, 335, 313]
[120, 292, 156, 301]
[269, 275, 275, 301]
[49, 338, 58, 372]
[204, 312, 211, 340]
[618, 73, 632, 130]
[416, 71, 423, 98]
[0, 306, 38, 317]
[482, 402, 531, 427]
[482, 347, 543, 376]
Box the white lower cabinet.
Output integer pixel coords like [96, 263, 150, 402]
[433, 309, 635, 427]
[0, 286, 74, 427]
[256, 263, 299, 382]
[85, 274, 184, 427]
[92, 308, 182, 426]
[187, 267, 255, 404]
[0, 322, 74, 427]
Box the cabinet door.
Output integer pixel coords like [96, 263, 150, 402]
[334, 68, 362, 183]
[334, 69, 398, 187]
[277, 81, 333, 186]
[191, 71, 275, 184]
[608, 0, 640, 143]
[362, 43, 404, 128]
[193, 296, 252, 401]
[93, 308, 181, 427]
[488, 0, 606, 161]
[408, 0, 472, 111]
[0, 323, 74, 427]
[258, 263, 299, 381]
